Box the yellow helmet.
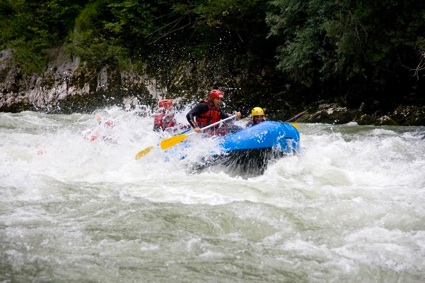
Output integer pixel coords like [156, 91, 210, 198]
[251, 107, 264, 117]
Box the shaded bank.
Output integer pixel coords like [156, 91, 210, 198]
[0, 49, 423, 126]
[290, 103, 425, 126]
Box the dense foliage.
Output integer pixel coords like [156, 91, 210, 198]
[1, 0, 424, 114]
[267, 0, 425, 112]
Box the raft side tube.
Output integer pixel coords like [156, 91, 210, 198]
[220, 121, 300, 152]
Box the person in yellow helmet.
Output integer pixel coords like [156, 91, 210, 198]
[246, 107, 266, 127]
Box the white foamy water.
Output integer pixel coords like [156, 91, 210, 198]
[1, 108, 424, 282]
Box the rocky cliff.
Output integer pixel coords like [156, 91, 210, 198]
[1, 49, 424, 125]
[0, 49, 163, 114]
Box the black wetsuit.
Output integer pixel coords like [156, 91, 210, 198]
[186, 101, 228, 128]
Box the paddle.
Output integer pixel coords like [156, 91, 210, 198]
[135, 146, 155, 160]
[284, 110, 306, 131]
[291, 123, 299, 130]
[135, 128, 191, 160]
[160, 115, 237, 150]
[135, 115, 236, 159]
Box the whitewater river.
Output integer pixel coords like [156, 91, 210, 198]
[1, 108, 424, 282]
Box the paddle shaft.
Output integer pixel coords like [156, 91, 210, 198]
[174, 114, 237, 139]
[160, 115, 237, 150]
[192, 114, 236, 133]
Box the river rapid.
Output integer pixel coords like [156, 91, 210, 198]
[1, 108, 424, 282]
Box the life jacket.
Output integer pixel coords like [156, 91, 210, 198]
[246, 117, 266, 127]
[195, 100, 221, 128]
[82, 129, 97, 142]
[153, 110, 176, 131]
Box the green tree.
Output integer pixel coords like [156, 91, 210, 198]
[0, 0, 86, 73]
[266, 0, 425, 110]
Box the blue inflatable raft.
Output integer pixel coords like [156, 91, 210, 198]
[187, 121, 300, 177]
[220, 121, 300, 153]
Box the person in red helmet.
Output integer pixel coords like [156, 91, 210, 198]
[153, 99, 176, 132]
[154, 98, 190, 133]
[186, 89, 241, 135]
[82, 115, 116, 142]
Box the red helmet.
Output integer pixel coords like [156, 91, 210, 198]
[158, 99, 173, 109]
[104, 119, 115, 128]
[209, 90, 224, 100]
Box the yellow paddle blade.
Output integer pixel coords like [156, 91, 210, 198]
[291, 123, 299, 130]
[135, 146, 155, 160]
[160, 134, 189, 150]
